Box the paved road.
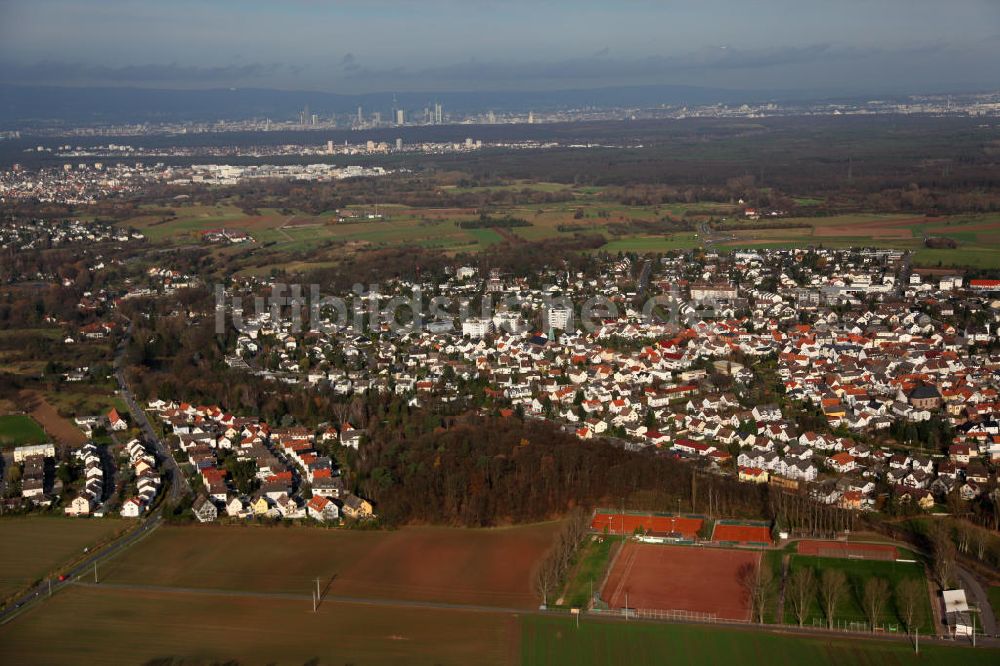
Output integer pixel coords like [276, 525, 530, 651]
[113, 319, 190, 501]
[0, 513, 163, 624]
[957, 565, 998, 636]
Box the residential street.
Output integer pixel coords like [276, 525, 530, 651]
[113, 319, 190, 501]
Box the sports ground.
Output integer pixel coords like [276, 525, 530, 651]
[710, 520, 773, 545]
[590, 511, 703, 539]
[797, 539, 898, 560]
[600, 542, 760, 621]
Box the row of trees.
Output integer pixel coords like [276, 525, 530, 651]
[782, 568, 925, 634]
[532, 508, 590, 606]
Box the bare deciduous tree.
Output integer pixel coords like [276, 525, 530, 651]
[787, 567, 815, 627]
[533, 558, 558, 606]
[896, 578, 925, 635]
[862, 577, 890, 631]
[820, 569, 847, 629]
[738, 560, 773, 624]
[928, 522, 956, 589]
[533, 508, 591, 606]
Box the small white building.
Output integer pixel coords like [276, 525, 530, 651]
[120, 497, 144, 518]
[942, 589, 975, 637]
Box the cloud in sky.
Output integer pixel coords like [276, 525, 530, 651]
[0, 0, 998, 93]
[1, 61, 300, 85]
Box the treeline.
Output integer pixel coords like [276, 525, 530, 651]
[457, 215, 531, 229]
[534, 508, 590, 604]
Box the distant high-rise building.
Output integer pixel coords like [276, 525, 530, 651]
[326, 140, 335, 154]
[311, 114, 318, 126]
[487, 110, 496, 124]
[395, 108, 405, 125]
[434, 102, 443, 124]
[395, 137, 403, 151]
[373, 111, 381, 125]
[546, 304, 571, 331]
[528, 110, 534, 124]
[357, 106, 363, 124]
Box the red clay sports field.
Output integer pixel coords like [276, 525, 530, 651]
[591, 512, 704, 540]
[797, 540, 898, 560]
[600, 542, 760, 621]
[710, 521, 773, 545]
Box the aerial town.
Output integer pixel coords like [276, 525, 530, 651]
[2, 2, 1000, 663]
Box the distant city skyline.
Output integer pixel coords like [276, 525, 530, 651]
[0, 1, 999, 95]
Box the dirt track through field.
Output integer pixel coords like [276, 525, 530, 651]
[19, 390, 87, 447]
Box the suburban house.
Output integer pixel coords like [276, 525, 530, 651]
[193, 496, 218, 522]
[307, 495, 340, 522]
[341, 493, 374, 519]
[107, 408, 128, 431]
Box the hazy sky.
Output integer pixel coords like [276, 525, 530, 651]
[1, 0, 998, 94]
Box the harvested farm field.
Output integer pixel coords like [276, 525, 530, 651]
[0, 585, 519, 666]
[0, 517, 129, 602]
[99, 522, 560, 608]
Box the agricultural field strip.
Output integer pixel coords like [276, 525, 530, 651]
[70, 581, 528, 615]
[57, 580, 983, 651]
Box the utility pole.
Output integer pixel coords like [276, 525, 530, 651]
[621, 497, 625, 535]
[94, 562, 98, 584]
[915, 627, 919, 655]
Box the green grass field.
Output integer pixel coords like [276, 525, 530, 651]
[560, 535, 620, 608]
[521, 615, 997, 666]
[0, 414, 47, 447]
[120, 198, 1000, 268]
[989, 587, 1000, 619]
[0, 517, 128, 602]
[783, 555, 934, 633]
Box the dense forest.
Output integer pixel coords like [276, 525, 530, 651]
[353, 412, 769, 527]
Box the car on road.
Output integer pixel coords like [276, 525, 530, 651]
[58, 574, 67, 581]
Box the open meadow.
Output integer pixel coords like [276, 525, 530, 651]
[120, 197, 1000, 270]
[99, 522, 560, 608]
[0, 517, 128, 602]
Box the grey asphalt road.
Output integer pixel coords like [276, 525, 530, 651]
[957, 565, 998, 637]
